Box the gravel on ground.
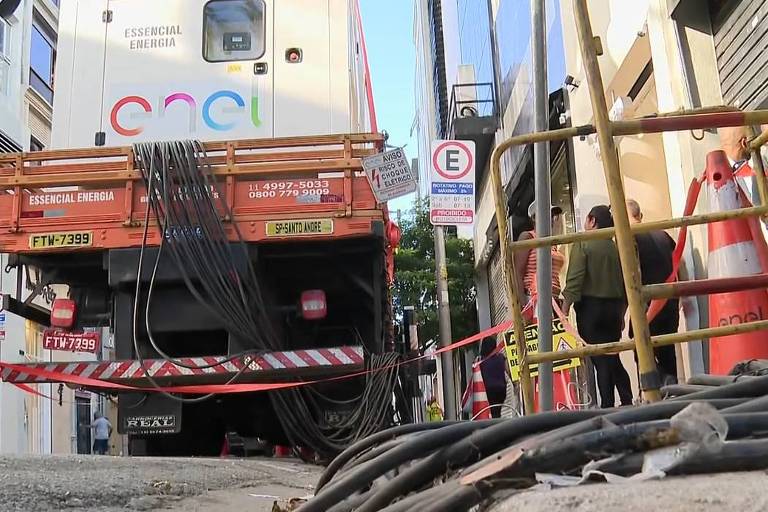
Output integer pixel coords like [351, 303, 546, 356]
[0, 455, 320, 512]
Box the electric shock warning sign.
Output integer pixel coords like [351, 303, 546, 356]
[503, 319, 581, 381]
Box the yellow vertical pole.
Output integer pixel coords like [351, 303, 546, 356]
[490, 149, 535, 414]
[572, 0, 661, 402]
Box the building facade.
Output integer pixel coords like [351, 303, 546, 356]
[0, 0, 110, 455]
[467, 0, 572, 334]
[415, 0, 764, 397]
[560, 0, 768, 384]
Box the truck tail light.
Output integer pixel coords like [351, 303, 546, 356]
[50, 298, 77, 329]
[300, 290, 327, 320]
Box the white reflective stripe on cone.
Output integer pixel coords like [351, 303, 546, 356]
[708, 241, 762, 279]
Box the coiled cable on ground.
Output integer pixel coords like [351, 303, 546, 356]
[300, 369, 768, 512]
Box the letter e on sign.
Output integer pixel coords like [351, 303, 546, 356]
[429, 140, 476, 226]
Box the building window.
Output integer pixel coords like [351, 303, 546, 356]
[29, 136, 44, 166]
[29, 18, 55, 104]
[30, 136, 44, 152]
[0, 18, 10, 96]
[0, 17, 9, 57]
[203, 0, 266, 62]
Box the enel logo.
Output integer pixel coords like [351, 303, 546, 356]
[109, 90, 261, 136]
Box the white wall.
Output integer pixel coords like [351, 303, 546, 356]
[559, 0, 652, 216]
[0, 3, 26, 145]
[413, 0, 437, 198]
[0, 0, 64, 454]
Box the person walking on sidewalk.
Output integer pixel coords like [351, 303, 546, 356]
[89, 411, 112, 455]
[479, 337, 507, 418]
[562, 205, 633, 408]
[627, 199, 679, 384]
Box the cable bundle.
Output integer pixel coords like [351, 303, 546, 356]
[131, 140, 398, 456]
[302, 372, 768, 512]
[272, 352, 401, 457]
[134, 140, 277, 352]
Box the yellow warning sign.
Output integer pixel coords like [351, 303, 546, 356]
[504, 318, 581, 382]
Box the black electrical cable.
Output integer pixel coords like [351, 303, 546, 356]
[671, 372, 768, 400]
[459, 398, 749, 479]
[550, 412, 768, 478]
[420, 482, 484, 512]
[299, 420, 502, 512]
[335, 432, 425, 477]
[356, 409, 609, 512]
[687, 374, 758, 386]
[661, 384, 712, 396]
[325, 489, 374, 512]
[411, 420, 679, 512]
[352, 398, 749, 512]
[316, 421, 461, 490]
[130, 145, 251, 403]
[377, 484, 448, 512]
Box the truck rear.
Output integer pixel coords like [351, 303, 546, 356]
[0, 0, 408, 457]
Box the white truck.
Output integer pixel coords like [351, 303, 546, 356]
[0, 0, 408, 458]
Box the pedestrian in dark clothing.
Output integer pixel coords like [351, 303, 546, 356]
[479, 337, 507, 418]
[627, 199, 679, 384]
[563, 205, 633, 408]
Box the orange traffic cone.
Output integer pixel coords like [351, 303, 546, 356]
[469, 363, 492, 420]
[706, 150, 768, 374]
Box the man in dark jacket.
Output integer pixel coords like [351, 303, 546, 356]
[479, 337, 507, 418]
[627, 199, 679, 384]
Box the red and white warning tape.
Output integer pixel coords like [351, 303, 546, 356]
[1, 347, 364, 385]
[0, 322, 513, 395]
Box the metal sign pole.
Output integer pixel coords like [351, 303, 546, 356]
[532, 0, 553, 411]
[434, 224, 457, 420]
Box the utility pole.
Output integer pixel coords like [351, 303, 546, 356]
[532, 0, 553, 411]
[434, 225, 457, 420]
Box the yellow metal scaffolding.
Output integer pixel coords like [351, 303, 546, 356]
[493, 0, 768, 414]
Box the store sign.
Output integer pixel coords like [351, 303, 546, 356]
[43, 329, 101, 354]
[429, 140, 475, 225]
[362, 147, 417, 202]
[123, 414, 180, 435]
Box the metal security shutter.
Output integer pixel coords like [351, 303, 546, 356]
[713, 0, 768, 109]
[487, 247, 508, 325]
[0, 127, 21, 153]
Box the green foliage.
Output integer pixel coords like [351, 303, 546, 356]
[394, 197, 478, 346]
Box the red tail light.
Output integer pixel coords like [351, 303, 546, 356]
[300, 290, 327, 320]
[50, 298, 76, 329]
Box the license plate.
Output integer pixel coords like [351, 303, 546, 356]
[42, 329, 101, 354]
[28, 231, 93, 249]
[265, 219, 334, 237]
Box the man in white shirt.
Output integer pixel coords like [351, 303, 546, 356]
[719, 125, 768, 205]
[89, 411, 112, 455]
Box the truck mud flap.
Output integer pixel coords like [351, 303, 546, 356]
[118, 393, 182, 435]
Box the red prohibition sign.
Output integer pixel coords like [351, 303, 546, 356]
[432, 141, 473, 180]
